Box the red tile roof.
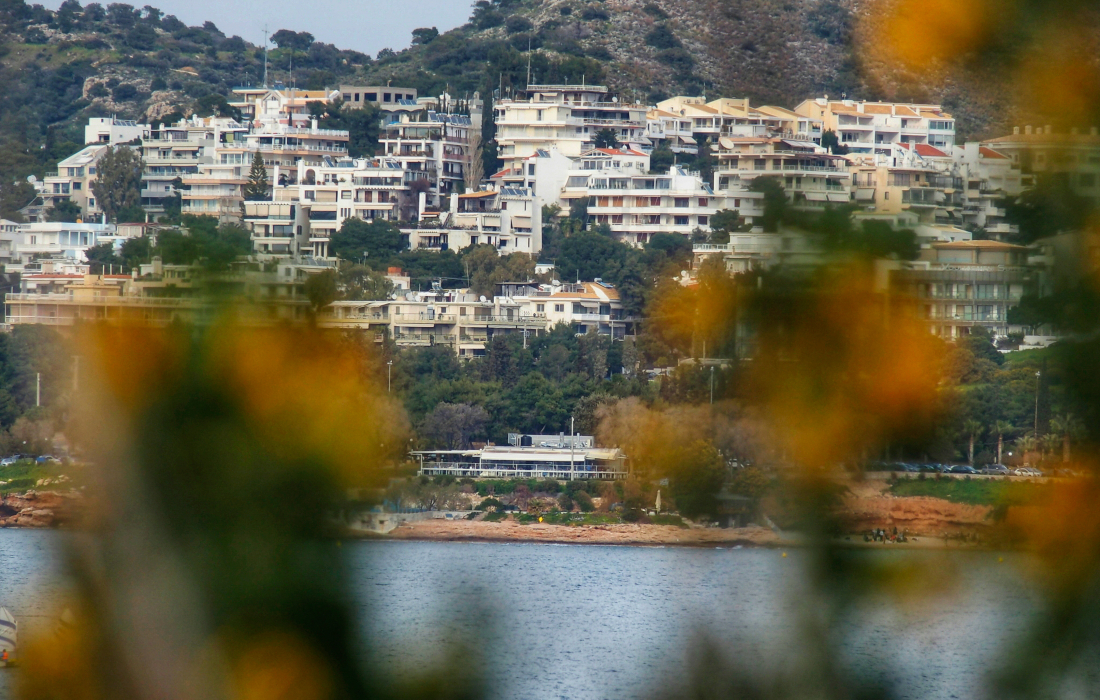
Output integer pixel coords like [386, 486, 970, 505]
[899, 143, 949, 157]
[978, 147, 1009, 159]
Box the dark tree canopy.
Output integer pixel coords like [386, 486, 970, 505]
[330, 218, 405, 262]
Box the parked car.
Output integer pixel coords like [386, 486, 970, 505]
[893, 463, 920, 473]
[981, 465, 1010, 475]
[35, 455, 60, 465]
[0, 456, 19, 466]
[1014, 467, 1042, 477]
[949, 465, 980, 475]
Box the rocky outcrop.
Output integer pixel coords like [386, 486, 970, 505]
[0, 490, 84, 528]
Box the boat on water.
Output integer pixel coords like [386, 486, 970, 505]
[0, 607, 16, 667]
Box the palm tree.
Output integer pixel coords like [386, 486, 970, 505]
[992, 420, 1014, 465]
[1040, 433, 1062, 462]
[1050, 414, 1085, 463]
[1014, 434, 1037, 465]
[963, 419, 984, 465]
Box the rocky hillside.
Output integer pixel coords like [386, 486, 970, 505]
[0, 0, 1058, 218]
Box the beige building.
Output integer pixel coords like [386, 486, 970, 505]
[981, 126, 1100, 208]
[795, 98, 955, 155]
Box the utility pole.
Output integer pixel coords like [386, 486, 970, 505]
[1034, 370, 1041, 436]
[387, 360, 393, 393]
[262, 26, 269, 88]
[36, 372, 40, 408]
[710, 365, 715, 405]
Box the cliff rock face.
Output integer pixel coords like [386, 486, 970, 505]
[0, 491, 84, 528]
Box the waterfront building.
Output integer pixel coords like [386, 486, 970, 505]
[412, 441, 628, 480]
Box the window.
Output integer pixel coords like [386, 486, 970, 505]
[383, 93, 392, 102]
[365, 92, 377, 101]
[554, 303, 565, 312]
[354, 93, 360, 102]
[698, 216, 708, 226]
[73, 182, 82, 190]
[699, 197, 708, 206]
[674, 215, 689, 226]
[88, 198, 95, 208]
[528, 164, 535, 175]
[674, 197, 689, 208]
[536, 303, 545, 312]
[342, 94, 351, 102]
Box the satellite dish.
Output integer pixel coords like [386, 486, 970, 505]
[26, 175, 36, 183]
[479, 295, 487, 302]
[612, 96, 618, 103]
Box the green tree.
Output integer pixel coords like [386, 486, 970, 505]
[708, 209, 745, 244]
[1049, 414, 1084, 463]
[242, 151, 269, 201]
[46, 199, 83, 222]
[84, 242, 121, 273]
[821, 129, 849, 155]
[650, 144, 676, 172]
[304, 269, 337, 315]
[91, 146, 144, 223]
[336, 262, 394, 300]
[120, 235, 153, 270]
[749, 176, 787, 232]
[593, 128, 619, 149]
[331, 218, 404, 261]
[670, 439, 726, 520]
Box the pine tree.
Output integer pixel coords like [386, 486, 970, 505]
[243, 151, 270, 201]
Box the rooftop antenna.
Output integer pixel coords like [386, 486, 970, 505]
[262, 26, 269, 88]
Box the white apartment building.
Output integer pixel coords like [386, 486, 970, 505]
[794, 98, 956, 155]
[952, 143, 1028, 237]
[847, 142, 963, 225]
[11, 222, 117, 268]
[498, 280, 632, 338]
[379, 111, 472, 207]
[981, 125, 1100, 208]
[646, 109, 698, 154]
[403, 187, 543, 255]
[40, 145, 108, 220]
[490, 146, 574, 202]
[139, 117, 222, 215]
[583, 165, 721, 246]
[229, 87, 333, 128]
[85, 117, 149, 146]
[714, 137, 850, 226]
[0, 220, 20, 268]
[494, 84, 649, 173]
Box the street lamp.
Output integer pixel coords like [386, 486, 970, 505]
[387, 360, 393, 393]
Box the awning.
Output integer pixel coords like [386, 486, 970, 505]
[855, 188, 876, 201]
[781, 139, 820, 150]
[678, 135, 698, 145]
[804, 192, 828, 201]
[827, 192, 850, 203]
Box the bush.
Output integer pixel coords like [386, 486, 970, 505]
[645, 25, 681, 50]
[574, 491, 595, 512]
[557, 493, 574, 512]
[536, 479, 561, 494]
[581, 7, 609, 21]
[505, 15, 533, 34]
[112, 84, 138, 101]
[656, 47, 693, 71]
[477, 497, 503, 511]
[642, 3, 669, 19]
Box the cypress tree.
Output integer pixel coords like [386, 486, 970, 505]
[243, 151, 270, 201]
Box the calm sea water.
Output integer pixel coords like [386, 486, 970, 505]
[0, 533, 1056, 699]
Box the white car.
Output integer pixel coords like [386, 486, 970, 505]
[0, 456, 18, 466]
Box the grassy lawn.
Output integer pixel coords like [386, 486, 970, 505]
[0, 460, 80, 495]
[889, 477, 1049, 507]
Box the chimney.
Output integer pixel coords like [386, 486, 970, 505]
[1044, 125, 1052, 135]
[1025, 125, 1033, 135]
[856, 102, 864, 113]
[1013, 126, 1020, 135]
